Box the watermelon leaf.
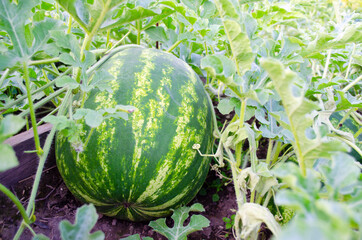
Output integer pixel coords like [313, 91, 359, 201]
[0, 0, 58, 70]
[59, 204, 104, 240]
[0, 115, 26, 172]
[0, 0, 39, 58]
[261, 58, 347, 174]
[149, 203, 210, 240]
[54, 0, 124, 34]
[214, 0, 255, 76]
[56, 76, 80, 90]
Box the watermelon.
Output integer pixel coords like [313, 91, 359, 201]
[56, 46, 214, 221]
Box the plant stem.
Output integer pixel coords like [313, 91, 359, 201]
[342, 74, 362, 92]
[0, 183, 31, 224]
[75, 0, 112, 82]
[23, 62, 43, 156]
[67, 16, 72, 34]
[43, 66, 60, 76]
[13, 89, 72, 240]
[334, 136, 362, 158]
[262, 189, 273, 207]
[250, 189, 256, 203]
[136, 20, 141, 45]
[1, 68, 71, 111]
[37, 106, 60, 126]
[19, 87, 67, 118]
[265, 139, 274, 165]
[105, 29, 131, 54]
[167, 28, 194, 53]
[236, 100, 247, 167]
[322, 49, 332, 80]
[345, 43, 356, 79]
[354, 127, 362, 139]
[83, 127, 95, 148]
[51, 63, 60, 75]
[29, 57, 60, 66]
[0, 68, 10, 87]
[225, 147, 245, 209]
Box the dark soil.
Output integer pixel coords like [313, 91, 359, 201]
[0, 163, 238, 240]
[0, 103, 272, 240]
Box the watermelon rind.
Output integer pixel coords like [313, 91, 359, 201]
[56, 46, 214, 221]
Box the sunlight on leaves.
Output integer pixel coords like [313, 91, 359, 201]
[261, 58, 347, 173]
[214, 0, 255, 76]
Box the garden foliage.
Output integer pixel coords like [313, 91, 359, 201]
[0, 0, 361, 239]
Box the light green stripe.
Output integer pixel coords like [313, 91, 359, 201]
[136, 72, 202, 203]
[138, 185, 193, 211]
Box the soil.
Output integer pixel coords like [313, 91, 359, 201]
[0, 163, 239, 240]
[0, 102, 272, 240]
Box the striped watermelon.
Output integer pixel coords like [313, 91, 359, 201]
[56, 46, 214, 221]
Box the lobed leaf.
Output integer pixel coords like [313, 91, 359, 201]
[149, 203, 210, 240]
[55, 0, 124, 33]
[0, 0, 39, 58]
[214, 0, 255, 76]
[59, 204, 104, 240]
[261, 58, 347, 172]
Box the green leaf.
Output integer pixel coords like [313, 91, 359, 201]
[0, 114, 26, 142]
[59, 204, 104, 240]
[0, 144, 18, 172]
[217, 98, 234, 115]
[213, 0, 255, 76]
[261, 58, 346, 171]
[301, 24, 362, 57]
[200, 1, 216, 19]
[0, 52, 18, 71]
[73, 108, 104, 128]
[145, 26, 168, 42]
[149, 203, 210, 240]
[223, 20, 255, 76]
[0, 0, 39, 57]
[181, 0, 202, 10]
[321, 153, 360, 195]
[201, 54, 237, 85]
[336, 90, 362, 111]
[50, 31, 81, 55]
[55, 0, 124, 34]
[84, 110, 103, 128]
[31, 19, 59, 54]
[55, 76, 79, 89]
[214, 0, 239, 19]
[142, 7, 175, 31]
[43, 115, 70, 131]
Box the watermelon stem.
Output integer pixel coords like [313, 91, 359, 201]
[167, 27, 194, 53]
[13, 89, 73, 240]
[342, 74, 362, 93]
[84, 128, 95, 149]
[0, 183, 32, 225]
[354, 127, 362, 139]
[1, 68, 72, 111]
[105, 29, 132, 55]
[334, 135, 362, 158]
[23, 61, 43, 156]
